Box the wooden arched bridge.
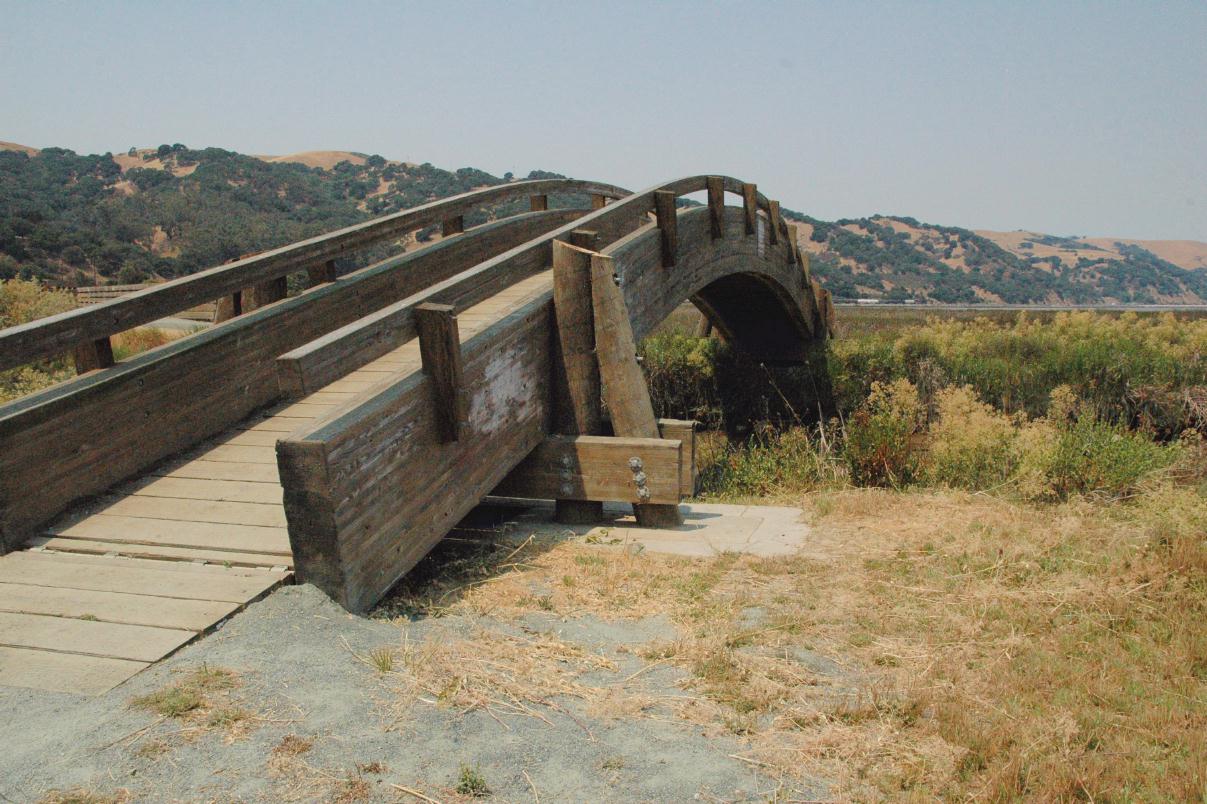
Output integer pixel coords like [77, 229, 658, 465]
[0, 176, 832, 691]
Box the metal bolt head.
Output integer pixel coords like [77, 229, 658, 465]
[628, 457, 643, 471]
[637, 487, 651, 501]
[634, 471, 647, 486]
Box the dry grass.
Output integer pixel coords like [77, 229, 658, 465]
[129, 664, 253, 743]
[377, 483, 1205, 799]
[37, 791, 130, 804]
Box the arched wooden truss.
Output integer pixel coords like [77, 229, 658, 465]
[0, 175, 832, 614]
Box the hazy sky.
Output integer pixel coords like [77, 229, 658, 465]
[3, 1, 1205, 240]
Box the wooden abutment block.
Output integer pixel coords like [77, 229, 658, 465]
[494, 435, 686, 504]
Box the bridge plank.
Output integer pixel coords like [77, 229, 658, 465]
[0, 611, 194, 663]
[0, 553, 282, 603]
[0, 581, 238, 630]
[85, 496, 288, 529]
[28, 537, 293, 569]
[150, 460, 281, 483]
[0, 646, 147, 694]
[125, 476, 283, 504]
[48, 515, 291, 555]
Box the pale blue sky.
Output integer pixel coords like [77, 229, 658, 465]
[3, 1, 1205, 240]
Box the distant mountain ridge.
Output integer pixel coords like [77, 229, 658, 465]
[2, 141, 1204, 304]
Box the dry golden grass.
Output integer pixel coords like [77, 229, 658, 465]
[378, 482, 1205, 799]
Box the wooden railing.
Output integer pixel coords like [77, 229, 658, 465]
[275, 175, 823, 610]
[0, 178, 627, 373]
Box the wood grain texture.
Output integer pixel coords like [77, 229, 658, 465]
[415, 304, 465, 442]
[707, 176, 725, 240]
[0, 211, 583, 551]
[73, 337, 114, 374]
[493, 435, 683, 504]
[0, 179, 628, 372]
[654, 190, 678, 268]
[742, 183, 757, 235]
[551, 241, 602, 435]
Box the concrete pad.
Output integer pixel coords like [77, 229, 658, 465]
[503, 501, 810, 558]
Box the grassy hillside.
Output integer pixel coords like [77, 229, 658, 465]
[789, 213, 1207, 304]
[2, 141, 1204, 304]
[0, 143, 577, 287]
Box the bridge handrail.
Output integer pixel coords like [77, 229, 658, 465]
[0, 178, 628, 372]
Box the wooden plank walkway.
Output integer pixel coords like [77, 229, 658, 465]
[0, 271, 554, 695]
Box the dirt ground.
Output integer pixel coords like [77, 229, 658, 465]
[0, 509, 846, 804]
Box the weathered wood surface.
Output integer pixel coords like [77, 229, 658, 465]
[603, 205, 820, 360]
[0, 210, 582, 551]
[276, 177, 827, 612]
[0, 550, 289, 693]
[274, 209, 647, 397]
[415, 303, 465, 442]
[590, 253, 683, 526]
[0, 179, 628, 372]
[493, 435, 685, 504]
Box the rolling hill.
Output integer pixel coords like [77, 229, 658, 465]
[2, 141, 1204, 304]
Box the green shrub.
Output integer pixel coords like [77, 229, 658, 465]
[1019, 412, 1178, 501]
[927, 386, 1020, 490]
[844, 379, 922, 487]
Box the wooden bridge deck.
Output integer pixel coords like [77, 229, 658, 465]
[0, 271, 554, 694]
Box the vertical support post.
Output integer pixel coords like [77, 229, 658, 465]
[213, 291, 242, 323]
[73, 337, 115, 374]
[244, 275, 287, 312]
[552, 237, 604, 523]
[441, 215, 463, 238]
[415, 303, 465, 443]
[768, 200, 781, 245]
[590, 253, 683, 527]
[657, 418, 698, 497]
[786, 223, 799, 265]
[706, 176, 725, 239]
[529, 194, 548, 211]
[654, 190, 678, 268]
[591, 193, 607, 210]
[742, 183, 757, 235]
[307, 259, 337, 287]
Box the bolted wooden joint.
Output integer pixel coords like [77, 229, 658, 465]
[415, 302, 465, 443]
[654, 190, 678, 267]
[441, 215, 464, 238]
[529, 194, 548, 212]
[742, 183, 757, 236]
[706, 176, 725, 240]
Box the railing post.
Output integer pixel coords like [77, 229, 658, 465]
[706, 176, 725, 239]
[244, 276, 288, 312]
[654, 190, 678, 268]
[530, 194, 548, 212]
[307, 259, 337, 287]
[591, 194, 607, 210]
[742, 183, 757, 236]
[768, 200, 781, 245]
[73, 337, 114, 374]
[415, 303, 465, 443]
[441, 215, 464, 238]
[786, 223, 799, 265]
[213, 292, 242, 323]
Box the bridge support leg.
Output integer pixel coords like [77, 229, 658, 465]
[589, 253, 684, 527]
[551, 235, 604, 524]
